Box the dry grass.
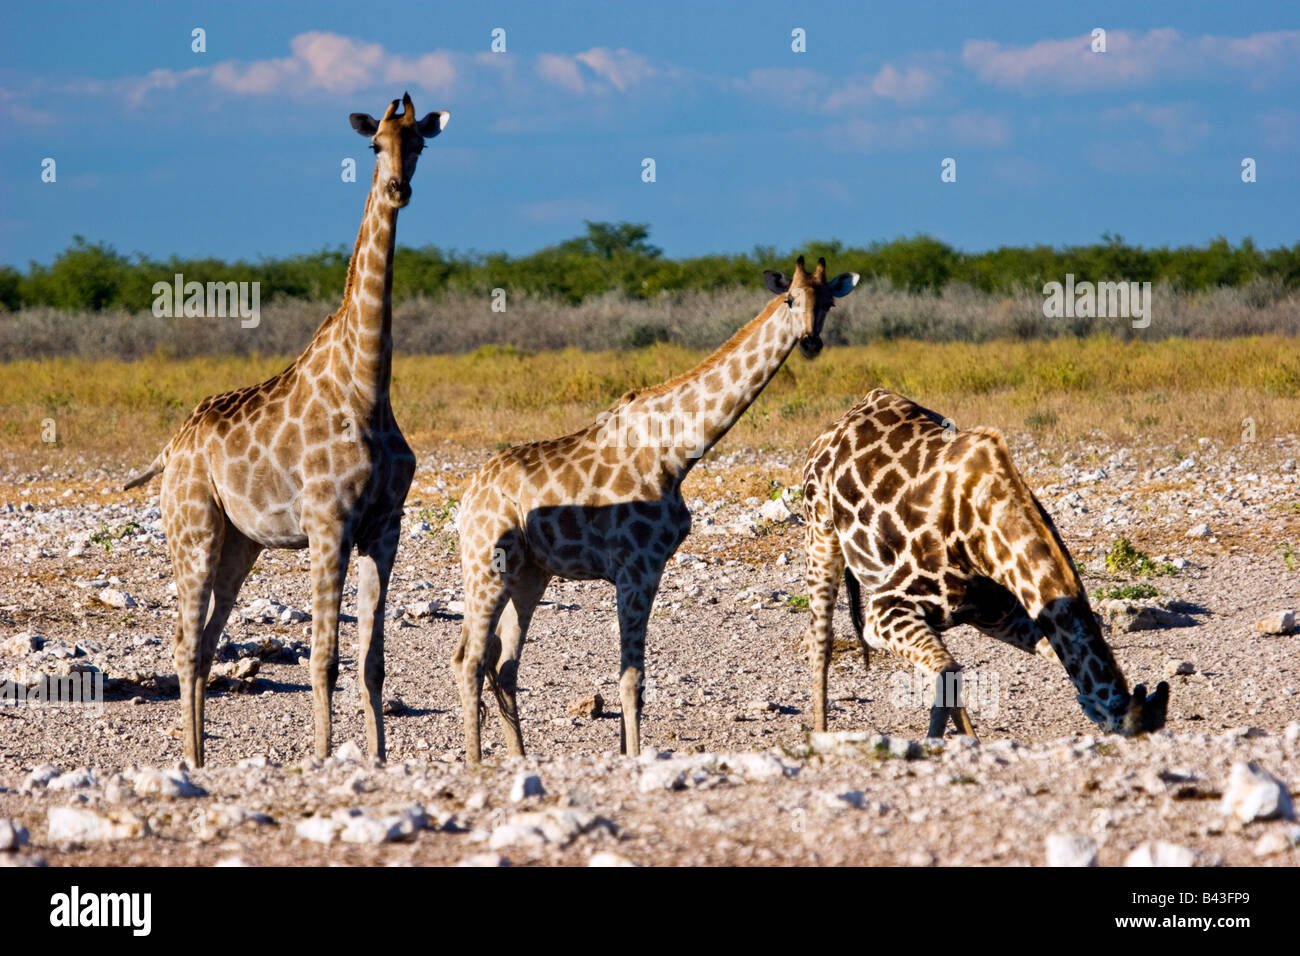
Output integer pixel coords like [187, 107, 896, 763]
[2, 336, 1297, 478]
[2, 280, 1297, 361]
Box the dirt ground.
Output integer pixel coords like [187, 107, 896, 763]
[1, 431, 1297, 866]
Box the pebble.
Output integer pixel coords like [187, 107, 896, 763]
[1046, 833, 1098, 867]
[510, 773, 545, 803]
[588, 851, 637, 867]
[47, 807, 149, 843]
[96, 588, 136, 609]
[0, 819, 30, 851]
[1125, 841, 1197, 867]
[457, 853, 508, 867]
[1164, 660, 1196, 677]
[133, 767, 207, 799]
[567, 694, 604, 719]
[1252, 609, 1296, 636]
[1219, 761, 1294, 824]
[1184, 523, 1211, 538]
[1, 632, 43, 655]
[1252, 826, 1300, 857]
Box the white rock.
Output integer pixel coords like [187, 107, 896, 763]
[133, 767, 206, 799]
[1125, 842, 1197, 867]
[334, 740, 365, 764]
[759, 497, 797, 524]
[47, 768, 98, 791]
[295, 815, 341, 844]
[47, 807, 148, 843]
[457, 853, 508, 867]
[406, 600, 439, 619]
[1184, 523, 1211, 538]
[1253, 826, 1300, 857]
[0, 819, 30, 851]
[22, 764, 61, 790]
[1220, 762, 1294, 824]
[1046, 833, 1098, 867]
[489, 823, 547, 850]
[96, 588, 137, 609]
[1252, 610, 1296, 636]
[510, 772, 545, 803]
[1, 633, 42, 655]
[1164, 660, 1196, 677]
[588, 852, 637, 867]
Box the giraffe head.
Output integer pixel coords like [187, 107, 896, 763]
[763, 256, 859, 358]
[349, 92, 449, 209]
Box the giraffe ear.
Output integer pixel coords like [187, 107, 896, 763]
[417, 111, 450, 138]
[827, 272, 860, 298]
[763, 270, 791, 294]
[350, 113, 379, 136]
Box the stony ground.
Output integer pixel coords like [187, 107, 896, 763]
[1, 432, 1298, 866]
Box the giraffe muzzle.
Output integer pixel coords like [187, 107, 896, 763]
[387, 178, 411, 206]
[799, 334, 824, 359]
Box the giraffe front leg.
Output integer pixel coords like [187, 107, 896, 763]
[863, 592, 968, 739]
[615, 571, 660, 758]
[307, 527, 350, 761]
[455, 527, 514, 765]
[802, 517, 844, 732]
[355, 527, 398, 762]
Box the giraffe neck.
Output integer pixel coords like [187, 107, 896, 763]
[975, 477, 1133, 730]
[614, 297, 798, 486]
[328, 170, 399, 408]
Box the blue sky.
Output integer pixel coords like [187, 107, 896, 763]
[1, 1, 1298, 266]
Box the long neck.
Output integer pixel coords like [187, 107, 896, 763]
[331, 170, 399, 408]
[613, 296, 799, 486]
[967, 446, 1133, 730]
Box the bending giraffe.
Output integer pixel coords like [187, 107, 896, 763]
[800, 388, 1168, 739]
[124, 94, 449, 766]
[454, 256, 860, 762]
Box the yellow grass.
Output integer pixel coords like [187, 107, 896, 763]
[2, 336, 1297, 475]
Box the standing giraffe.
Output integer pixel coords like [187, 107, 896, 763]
[800, 388, 1169, 739]
[453, 256, 859, 761]
[124, 94, 449, 766]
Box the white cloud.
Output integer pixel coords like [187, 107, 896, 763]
[962, 28, 1300, 93]
[536, 53, 587, 94]
[209, 32, 456, 96]
[535, 47, 658, 95]
[1101, 102, 1211, 152]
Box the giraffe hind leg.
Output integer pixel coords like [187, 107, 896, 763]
[487, 563, 550, 757]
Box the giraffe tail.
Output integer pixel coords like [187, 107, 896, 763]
[123, 443, 170, 490]
[843, 570, 870, 669]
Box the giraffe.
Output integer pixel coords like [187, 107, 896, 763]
[453, 256, 860, 762]
[800, 388, 1169, 739]
[123, 93, 449, 766]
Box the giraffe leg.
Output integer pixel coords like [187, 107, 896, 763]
[863, 592, 967, 739]
[614, 571, 661, 758]
[355, 524, 399, 762]
[486, 562, 550, 757]
[169, 500, 224, 768]
[454, 574, 509, 765]
[306, 524, 350, 761]
[802, 517, 845, 732]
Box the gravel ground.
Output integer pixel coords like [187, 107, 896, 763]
[0, 433, 1297, 866]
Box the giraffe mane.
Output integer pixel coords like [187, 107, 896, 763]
[628, 296, 786, 403]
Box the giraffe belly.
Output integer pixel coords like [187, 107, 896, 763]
[225, 495, 308, 549]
